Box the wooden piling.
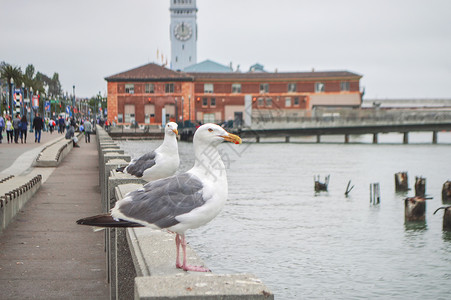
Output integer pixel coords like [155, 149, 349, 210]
[432, 131, 438, 144]
[372, 133, 378, 144]
[405, 197, 427, 222]
[370, 183, 380, 204]
[314, 175, 330, 192]
[395, 172, 408, 192]
[442, 181, 451, 203]
[415, 176, 426, 197]
[316, 135, 321, 143]
[403, 132, 409, 144]
[285, 136, 290, 143]
[256, 136, 260, 143]
[344, 134, 349, 144]
[433, 206, 451, 231]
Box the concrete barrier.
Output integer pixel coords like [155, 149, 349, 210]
[0, 174, 42, 233]
[95, 125, 274, 299]
[35, 133, 83, 167]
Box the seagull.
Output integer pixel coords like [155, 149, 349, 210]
[116, 122, 179, 182]
[77, 123, 242, 272]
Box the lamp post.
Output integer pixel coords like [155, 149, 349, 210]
[10, 78, 14, 116]
[72, 85, 75, 119]
[29, 87, 34, 132]
[21, 82, 25, 116]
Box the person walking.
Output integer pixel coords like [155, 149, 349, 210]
[33, 113, 44, 143]
[58, 116, 65, 134]
[12, 113, 21, 144]
[5, 116, 14, 143]
[19, 115, 28, 143]
[83, 119, 92, 143]
[0, 114, 5, 144]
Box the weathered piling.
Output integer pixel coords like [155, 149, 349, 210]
[314, 175, 329, 192]
[370, 183, 380, 204]
[442, 181, 451, 203]
[415, 176, 426, 197]
[405, 196, 427, 222]
[395, 172, 408, 192]
[433, 206, 451, 230]
[344, 180, 354, 197]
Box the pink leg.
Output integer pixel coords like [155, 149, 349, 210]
[175, 234, 182, 269]
[179, 234, 211, 272]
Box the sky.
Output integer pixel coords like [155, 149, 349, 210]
[1, 0, 450, 99]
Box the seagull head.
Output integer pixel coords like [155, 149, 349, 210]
[165, 122, 178, 136]
[194, 123, 242, 146]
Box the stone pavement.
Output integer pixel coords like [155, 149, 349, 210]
[0, 135, 110, 299]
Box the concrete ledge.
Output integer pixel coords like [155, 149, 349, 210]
[0, 174, 42, 233]
[135, 274, 273, 300]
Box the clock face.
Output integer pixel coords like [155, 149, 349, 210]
[174, 22, 192, 41]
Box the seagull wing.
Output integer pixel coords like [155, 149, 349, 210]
[125, 151, 157, 177]
[114, 172, 206, 229]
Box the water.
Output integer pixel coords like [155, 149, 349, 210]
[118, 132, 451, 299]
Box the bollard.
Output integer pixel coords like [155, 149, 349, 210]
[405, 196, 428, 222]
[433, 206, 451, 231]
[415, 176, 426, 197]
[395, 172, 408, 192]
[442, 181, 451, 204]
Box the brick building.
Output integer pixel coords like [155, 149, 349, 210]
[105, 62, 362, 126]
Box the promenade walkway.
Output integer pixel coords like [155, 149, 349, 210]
[0, 133, 109, 299]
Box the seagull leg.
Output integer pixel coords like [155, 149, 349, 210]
[175, 234, 183, 269]
[180, 234, 211, 272]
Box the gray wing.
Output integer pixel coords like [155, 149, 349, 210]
[117, 173, 205, 228]
[126, 151, 157, 177]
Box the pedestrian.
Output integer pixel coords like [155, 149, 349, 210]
[65, 118, 79, 148]
[49, 118, 55, 134]
[83, 118, 93, 143]
[12, 113, 21, 143]
[58, 116, 65, 133]
[6, 115, 14, 143]
[20, 115, 28, 143]
[0, 114, 5, 144]
[33, 113, 44, 143]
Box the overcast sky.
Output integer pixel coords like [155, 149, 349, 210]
[1, 0, 450, 99]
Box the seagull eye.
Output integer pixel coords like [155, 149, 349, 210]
[208, 128, 213, 132]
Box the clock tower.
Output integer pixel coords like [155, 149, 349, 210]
[170, 0, 198, 71]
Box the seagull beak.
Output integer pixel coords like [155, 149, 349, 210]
[172, 129, 178, 135]
[221, 132, 242, 144]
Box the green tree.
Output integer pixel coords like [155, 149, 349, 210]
[0, 63, 23, 115]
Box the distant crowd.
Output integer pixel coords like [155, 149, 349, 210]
[0, 113, 97, 146]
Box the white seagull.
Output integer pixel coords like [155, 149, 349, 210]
[77, 123, 242, 272]
[116, 122, 180, 182]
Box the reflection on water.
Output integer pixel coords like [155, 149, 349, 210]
[118, 131, 451, 300]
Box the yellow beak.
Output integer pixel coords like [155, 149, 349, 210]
[172, 129, 178, 135]
[221, 133, 242, 144]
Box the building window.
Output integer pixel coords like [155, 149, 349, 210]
[203, 113, 215, 123]
[285, 97, 291, 107]
[124, 104, 135, 123]
[145, 83, 154, 93]
[265, 98, 272, 107]
[204, 83, 214, 93]
[294, 97, 300, 106]
[165, 83, 174, 93]
[257, 98, 264, 107]
[340, 81, 350, 91]
[125, 84, 134, 94]
[287, 83, 297, 93]
[145, 104, 155, 123]
[118, 114, 123, 123]
[231, 83, 241, 93]
[260, 83, 269, 93]
[210, 98, 216, 107]
[202, 98, 208, 107]
[315, 82, 325, 93]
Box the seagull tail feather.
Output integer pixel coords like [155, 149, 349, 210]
[76, 213, 144, 228]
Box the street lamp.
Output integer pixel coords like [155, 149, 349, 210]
[72, 85, 75, 118]
[21, 82, 25, 116]
[10, 78, 14, 116]
[29, 87, 34, 132]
